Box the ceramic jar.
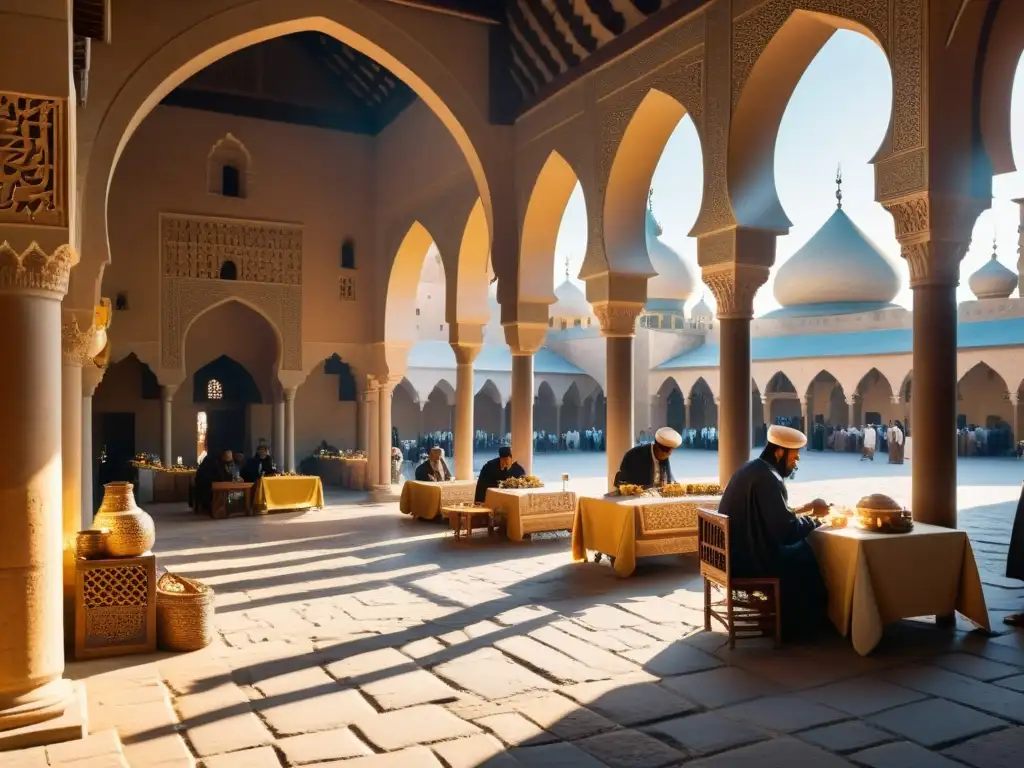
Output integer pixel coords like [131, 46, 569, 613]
[93, 481, 156, 557]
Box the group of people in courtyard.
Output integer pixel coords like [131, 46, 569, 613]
[192, 443, 277, 513]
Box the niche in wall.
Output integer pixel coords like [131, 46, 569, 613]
[324, 354, 357, 401]
[207, 133, 251, 198]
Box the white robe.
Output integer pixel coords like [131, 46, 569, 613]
[863, 427, 877, 450]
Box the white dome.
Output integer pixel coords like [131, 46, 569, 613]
[773, 208, 901, 308]
[691, 295, 713, 319]
[968, 247, 1018, 300]
[550, 279, 593, 319]
[645, 209, 696, 303]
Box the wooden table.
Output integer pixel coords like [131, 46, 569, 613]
[810, 522, 990, 655]
[210, 481, 254, 518]
[484, 487, 576, 541]
[572, 494, 722, 577]
[400, 480, 476, 520]
[442, 505, 497, 541]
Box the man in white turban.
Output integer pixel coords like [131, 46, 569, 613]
[414, 446, 452, 482]
[718, 424, 831, 642]
[613, 427, 682, 489]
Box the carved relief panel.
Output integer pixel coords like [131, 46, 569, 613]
[0, 93, 66, 226]
[160, 213, 302, 284]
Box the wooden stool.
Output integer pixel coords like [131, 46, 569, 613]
[442, 505, 496, 541]
[210, 481, 254, 519]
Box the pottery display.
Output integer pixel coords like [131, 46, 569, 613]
[93, 481, 156, 557]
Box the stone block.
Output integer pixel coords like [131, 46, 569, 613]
[318, 746, 443, 767]
[356, 704, 480, 750]
[431, 734, 520, 768]
[943, 726, 1024, 768]
[866, 698, 1007, 748]
[798, 720, 893, 753]
[645, 712, 766, 756]
[277, 728, 373, 763]
[560, 678, 697, 726]
[504, 692, 616, 741]
[621, 642, 722, 676]
[202, 746, 282, 768]
[851, 741, 966, 768]
[684, 736, 854, 767]
[494, 636, 605, 684]
[510, 742, 607, 767]
[717, 694, 846, 733]
[528, 626, 641, 676]
[928, 653, 1021, 682]
[576, 729, 685, 768]
[475, 712, 555, 746]
[659, 666, 781, 709]
[803, 677, 926, 717]
[255, 686, 376, 736]
[434, 648, 555, 699]
[360, 668, 459, 710]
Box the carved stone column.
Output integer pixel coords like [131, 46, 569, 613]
[801, 397, 810, 435]
[1009, 393, 1020, 447]
[82, 365, 106, 527]
[272, 397, 285, 466]
[684, 396, 692, 431]
[1014, 198, 1024, 298]
[846, 396, 856, 428]
[451, 333, 482, 481]
[883, 194, 986, 528]
[594, 302, 643, 491]
[61, 313, 95, 640]
[699, 250, 772, 485]
[375, 376, 398, 488]
[0, 244, 81, 740]
[160, 385, 177, 467]
[365, 378, 380, 491]
[504, 323, 547, 475]
[284, 387, 297, 472]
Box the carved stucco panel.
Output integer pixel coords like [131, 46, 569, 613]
[731, 0, 891, 108]
[0, 92, 66, 227]
[890, 0, 923, 153]
[161, 277, 302, 371]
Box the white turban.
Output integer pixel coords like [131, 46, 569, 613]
[767, 425, 807, 450]
[654, 427, 682, 449]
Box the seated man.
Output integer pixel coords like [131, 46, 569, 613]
[719, 424, 831, 641]
[613, 427, 682, 488]
[242, 444, 277, 482]
[475, 446, 526, 503]
[194, 448, 237, 512]
[1004, 482, 1024, 627]
[415, 446, 452, 482]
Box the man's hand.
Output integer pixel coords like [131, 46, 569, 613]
[807, 498, 831, 518]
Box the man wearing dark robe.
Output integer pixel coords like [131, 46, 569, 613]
[1004, 483, 1024, 627]
[415, 446, 452, 482]
[242, 444, 277, 483]
[194, 448, 236, 512]
[475, 446, 526, 502]
[718, 424, 831, 641]
[614, 427, 681, 488]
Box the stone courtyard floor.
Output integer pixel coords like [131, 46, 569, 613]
[4, 451, 1024, 768]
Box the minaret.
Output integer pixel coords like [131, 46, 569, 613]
[835, 164, 843, 210]
[1015, 197, 1024, 297]
[564, 253, 570, 283]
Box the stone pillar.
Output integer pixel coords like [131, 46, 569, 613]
[1014, 198, 1023, 298]
[451, 338, 482, 481]
[272, 398, 285, 465]
[504, 322, 546, 475]
[366, 378, 380, 490]
[284, 387, 297, 472]
[555, 404, 562, 444]
[82, 366, 106, 528]
[594, 303, 643, 492]
[684, 396, 692, 430]
[0, 246, 81, 737]
[699, 252, 772, 485]
[61, 317, 96, 640]
[160, 385, 177, 466]
[499, 401, 508, 441]
[847, 397, 856, 428]
[376, 377, 396, 487]
[1010, 393, 1020, 445]
[883, 195, 985, 528]
[801, 397, 810, 434]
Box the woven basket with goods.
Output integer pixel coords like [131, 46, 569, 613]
[156, 572, 215, 652]
[616, 484, 647, 496]
[498, 475, 544, 489]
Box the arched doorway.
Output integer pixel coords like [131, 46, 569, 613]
[688, 378, 717, 433]
[535, 381, 558, 439]
[473, 379, 502, 440]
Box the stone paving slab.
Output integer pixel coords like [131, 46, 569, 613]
[41, 464, 1024, 768]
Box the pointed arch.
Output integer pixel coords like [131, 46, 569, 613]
[475, 378, 502, 404]
[385, 221, 436, 344]
[765, 371, 797, 395]
[978, 0, 1024, 176]
[603, 88, 690, 275]
[429, 378, 456, 407]
[727, 10, 890, 230]
[519, 151, 581, 305]
[207, 133, 252, 197]
[451, 198, 491, 325]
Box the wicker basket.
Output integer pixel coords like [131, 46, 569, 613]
[156, 572, 215, 652]
[76, 529, 110, 560]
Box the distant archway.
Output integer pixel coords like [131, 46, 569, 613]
[535, 381, 557, 435]
[473, 379, 502, 435]
[423, 380, 455, 433]
[689, 377, 717, 430]
[958, 362, 1012, 431]
[561, 381, 582, 432]
[385, 222, 437, 343]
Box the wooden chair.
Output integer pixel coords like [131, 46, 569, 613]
[698, 507, 781, 648]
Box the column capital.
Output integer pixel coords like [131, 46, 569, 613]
[283, 386, 298, 402]
[593, 301, 644, 338]
[160, 384, 178, 401]
[503, 321, 547, 355]
[82, 364, 106, 397]
[700, 263, 770, 320]
[890, 394, 902, 405]
[451, 342, 482, 366]
[0, 242, 76, 300]
[1009, 392, 1020, 406]
[61, 312, 96, 367]
[368, 373, 401, 392]
[760, 395, 768, 405]
[881, 193, 988, 288]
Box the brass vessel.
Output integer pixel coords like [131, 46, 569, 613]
[75, 529, 110, 559]
[93, 482, 156, 557]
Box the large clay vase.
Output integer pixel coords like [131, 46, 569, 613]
[93, 481, 156, 557]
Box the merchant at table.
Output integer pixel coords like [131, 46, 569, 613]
[414, 446, 452, 482]
[719, 424, 831, 641]
[474, 446, 526, 502]
[613, 427, 682, 488]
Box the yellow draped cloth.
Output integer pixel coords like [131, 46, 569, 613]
[399, 480, 476, 520]
[810, 522, 989, 655]
[484, 488, 576, 541]
[256, 476, 325, 512]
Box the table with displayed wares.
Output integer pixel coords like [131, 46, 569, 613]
[484, 487, 577, 541]
[400, 479, 477, 520]
[255, 475, 325, 513]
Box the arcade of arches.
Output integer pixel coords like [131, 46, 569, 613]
[1, 0, 1023, 750]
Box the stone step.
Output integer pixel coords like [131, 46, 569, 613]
[0, 728, 130, 768]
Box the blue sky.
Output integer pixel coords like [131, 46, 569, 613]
[553, 31, 1024, 316]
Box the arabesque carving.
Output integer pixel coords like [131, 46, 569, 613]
[702, 264, 770, 320]
[0, 241, 76, 297]
[0, 93, 65, 226]
[593, 303, 643, 338]
[62, 314, 97, 367]
[161, 277, 301, 370]
[161, 214, 302, 284]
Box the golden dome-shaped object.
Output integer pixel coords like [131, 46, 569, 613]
[93, 482, 156, 557]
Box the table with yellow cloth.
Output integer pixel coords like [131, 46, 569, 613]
[255, 475, 325, 512]
[344, 458, 368, 490]
[810, 522, 990, 656]
[400, 480, 476, 520]
[484, 488, 577, 541]
[572, 494, 721, 577]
